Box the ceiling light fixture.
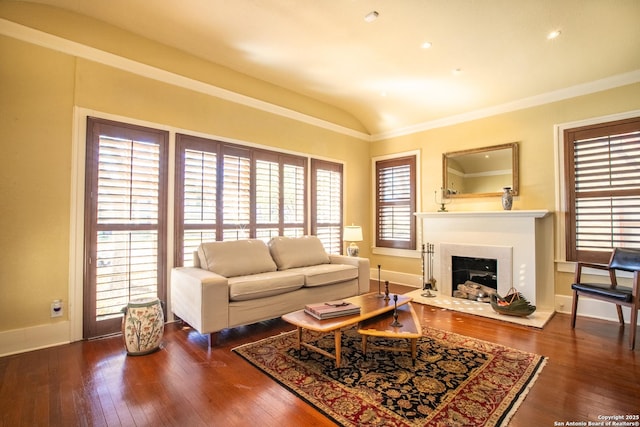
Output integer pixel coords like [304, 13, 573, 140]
[547, 30, 562, 40]
[421, 41, 432, 49]
[452, 68, 463, 76]
[364, 11, 379, 23]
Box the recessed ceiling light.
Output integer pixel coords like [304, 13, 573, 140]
[547, 30, 562, 40]
[364, 11, 379, 23]
[421, 41, 432, 49]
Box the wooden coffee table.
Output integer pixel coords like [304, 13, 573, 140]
[357, 302, 422, 365]
[282, 293, 411, 367]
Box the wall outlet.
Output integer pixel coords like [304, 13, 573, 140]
[51, 300, 63, 318]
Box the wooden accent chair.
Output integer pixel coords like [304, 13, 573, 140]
[571, 247, 640, 350]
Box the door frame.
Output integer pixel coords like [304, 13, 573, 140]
[69, 108, 175, 342]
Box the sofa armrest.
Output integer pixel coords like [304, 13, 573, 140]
[170, 267, 229, 335]
[329, 255, 370, 294]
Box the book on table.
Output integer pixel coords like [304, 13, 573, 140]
[304, 300, 361, 320]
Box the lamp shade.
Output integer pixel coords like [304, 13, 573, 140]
[343, 225, 363, 242]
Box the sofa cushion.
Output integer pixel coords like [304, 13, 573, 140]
[198, 239, 277, 277]
[290, 264, 359, 287]
[228, 271, 304, 301]
[268, 236, 330, 270]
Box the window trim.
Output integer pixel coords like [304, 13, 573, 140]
[555, 110, 640, 267]
[174, 134, 347, 266]
[70, 109, 348, 340]
[83, 117, 169, 338]
[372, 150, 421, 256]
[563, 116, 640, 264]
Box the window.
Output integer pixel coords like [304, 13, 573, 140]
[84, 117, 168, 338]
[175, 134, 218, 266]
[175, 134, 310, 266]
[564, 117, 640, 263]
[375, 155, 417, 250]
[311, 159, 343, 254]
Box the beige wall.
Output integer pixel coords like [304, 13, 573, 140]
[370, 83, 640, 294]
[1, 3, 639, 347]
[0, 36, 76, 331]
[0, 6, 370, 335]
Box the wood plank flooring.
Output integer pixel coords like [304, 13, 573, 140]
[1, 283, 638, 426]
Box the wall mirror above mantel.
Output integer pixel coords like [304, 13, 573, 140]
[443, 142, 519, 198]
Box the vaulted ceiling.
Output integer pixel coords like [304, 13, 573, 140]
[19, 0, 640, 137]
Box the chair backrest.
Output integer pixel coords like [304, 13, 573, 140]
[609, 248, 640, 272]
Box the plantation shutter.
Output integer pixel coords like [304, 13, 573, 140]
[85, 117, 167, 338]
[255, 155, 280, 240]
[174, 134, 219, 266]
[223, 146, 251, 240]
[376, 156, 416, 250]
[281, 158, 306, 237]
[311, 159, 343, 254]
[254, 151, 307, 241]
[565, 117, 640, 263]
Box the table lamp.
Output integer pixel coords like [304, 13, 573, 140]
[343, 225, 363, 257]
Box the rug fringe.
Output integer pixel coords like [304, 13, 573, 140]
[498, 356, 548, 427]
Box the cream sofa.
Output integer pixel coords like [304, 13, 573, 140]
[170, 236, 370, 345]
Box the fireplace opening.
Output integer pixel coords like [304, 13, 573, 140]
[452, 256, 497, 302]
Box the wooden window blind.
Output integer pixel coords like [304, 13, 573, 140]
[311, 159, 343, 254]
[222, 147, 251, 240]
[85, 117, 168, 338]
[564, 117, 640, 263]
[376, 156, 416, 250]
[174, 134, 310, 265]
[175, 134, 219, 266]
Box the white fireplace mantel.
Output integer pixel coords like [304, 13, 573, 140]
[414, 210, 554, 309]
[415, 210, 549, 219]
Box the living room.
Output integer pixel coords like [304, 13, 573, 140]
[1, 1, 639, 425]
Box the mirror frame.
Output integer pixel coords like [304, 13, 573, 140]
[442, 142, 519, 198]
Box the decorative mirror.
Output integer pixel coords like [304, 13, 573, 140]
[442, 142, 519, 198]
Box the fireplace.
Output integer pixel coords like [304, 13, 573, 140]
[440, 243, 512, 301]
[412, 210, 554, 326]
[452, 256, 497, 301]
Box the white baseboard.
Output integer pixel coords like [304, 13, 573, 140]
[0, 321, 72, 357]
[370, 268, 422, 289]
[554, 294, 633, 324]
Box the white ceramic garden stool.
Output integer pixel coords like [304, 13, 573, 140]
[122, 297, 164, 356]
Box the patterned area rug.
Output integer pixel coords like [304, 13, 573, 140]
[233, 326, 546, 427]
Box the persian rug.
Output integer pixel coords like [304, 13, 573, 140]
[233, 326, 546, 427]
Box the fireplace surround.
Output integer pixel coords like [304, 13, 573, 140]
[415, 210, 553, 310]
[410, 210, 554, 327]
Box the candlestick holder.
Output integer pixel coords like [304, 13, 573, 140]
[384, 280, 390, 301]
[390, 295, 402, 327]
[434, 187, 452, 212]
[376, 264, 385, 298]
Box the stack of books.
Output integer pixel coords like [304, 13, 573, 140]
[304, 300, 361, 320]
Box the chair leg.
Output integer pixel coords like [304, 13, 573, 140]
[616, 305, 625, 325]
[629, 308, 637, 350]
[571, 291, 579, 328]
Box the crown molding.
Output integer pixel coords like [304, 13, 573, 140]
[3, 18, 639, 143]
[0, 18, 372, 142]
[372, 69, 640, 141]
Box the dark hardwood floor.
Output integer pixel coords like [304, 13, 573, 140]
[1, 283, 638, 426]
